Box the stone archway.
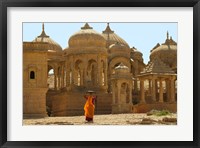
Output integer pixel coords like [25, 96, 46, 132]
[47, 65, 54, 89]
[87, 59, 98, 86]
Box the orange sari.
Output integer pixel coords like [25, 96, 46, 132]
[84, 96, 95, 120]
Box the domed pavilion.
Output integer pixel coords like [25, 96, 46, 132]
[23, 23, 177, 118]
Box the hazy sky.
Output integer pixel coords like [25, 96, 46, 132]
[23, 22, 177, 64]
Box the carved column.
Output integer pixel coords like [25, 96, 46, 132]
[166, 79, 170, 102]
[152, 77, 156, 102]
[140, 79, 145, 103]
[129, 83, 132, 104]
[134, 79, 138, 92]
[170, 76, 176, 103]
[112, 81, 116, 104]
[159, 79, 163, 103]
[61, 65, 64, 88]
[148, 79, 151, 94]
[80, 69, 84, 86]
[117, 82, 121, 104]
[54, 66, 58, 90]
[104, 59, 108, 87]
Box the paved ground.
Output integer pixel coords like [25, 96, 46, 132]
[23, 113, 177, 125]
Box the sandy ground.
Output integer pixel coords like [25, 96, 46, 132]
[23, 113, 177, 125]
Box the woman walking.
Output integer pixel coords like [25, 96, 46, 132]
[84, 90, 97, 122]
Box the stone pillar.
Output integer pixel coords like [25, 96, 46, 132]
[140, 79, 145, 103]
[99, 68, 103, 86]
[97, 56, 101, 86]
[170, 77, 176, 103]
[112, 82, 116, 104]
[71, 57, 75, 85]
[58, 75, 60, 90]
[134, 79, 138, 92]
[117, 82, 121, 104]
[66, 69, 70, 87]
[155, 79, 158, 100]
[61, 66, 64, 88]
[54, 67, 58, 90]
[54, 74, 57, 90]
[159, 79, 163, 103]
[104, 59, 108, 87]
[148, 79, 151, 94]
[166, 79, 170, 102]
[80, 69, 84, 86]
[129, 84, 132, 104]
[152, 78, 156, 102]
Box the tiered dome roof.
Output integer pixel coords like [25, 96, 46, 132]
[102, 23, 129, 48]
[32, 23, 62, 52]
[68, 23, 106, 48]
[150, 32, 177, 69]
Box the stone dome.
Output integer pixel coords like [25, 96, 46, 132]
[68, 23, 106, 48]
[150, 32, 177, 69]
[32, 23, 62, 52]
[115, 63, 129, 73]
[108, 42, 130, 59]
[109, 42, 129, 51]
[102, 23, 129, 48]
[130, 47, 143, 62]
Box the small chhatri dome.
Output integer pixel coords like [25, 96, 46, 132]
[109, 42, 128, 50]
[150, 31, 177, 71]
[114, 63, 129, 73]
[102, 23, 129, 48]
[32, 23, 62, 52]
[115, 63, 129, 69]
[130, 46, 144, 62]
[68, 23, 106, 48]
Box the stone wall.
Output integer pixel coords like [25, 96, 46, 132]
[50, 91, 112, 116]
[133, 103, 177, 113]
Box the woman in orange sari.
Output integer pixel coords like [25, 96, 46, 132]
[84, 90, 97, 122]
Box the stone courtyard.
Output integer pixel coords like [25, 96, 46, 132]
[23, 113, 177, 125]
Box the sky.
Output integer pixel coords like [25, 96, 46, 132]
[23, 22, 177, 64]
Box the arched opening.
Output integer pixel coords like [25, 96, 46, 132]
[112, 63, 121, 74]
[30, 71, 35, 79]
[75, 60, 83, 86]
[47, 65, 54, 89]
[87, 59, 98, 86]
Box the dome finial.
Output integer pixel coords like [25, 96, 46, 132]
[38, 22, 49, 37]
[103, 22, 114, 33]
[81, 23, 93, 29]
[42, 23, 44, 32]
[167, 31, 169, 39]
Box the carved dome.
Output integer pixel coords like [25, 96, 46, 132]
[102, 23, 129, 48]
[130, 47, 143, 62]
[68, 23, 106, 48]
[115, 63, 129, 73]
[109, 42, 129, 51]
[150, 32, 177, 70]
[32, 23, 62, 52]
[108, 42, 130, 59]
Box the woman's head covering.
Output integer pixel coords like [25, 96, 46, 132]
[86, 90, 95, 94]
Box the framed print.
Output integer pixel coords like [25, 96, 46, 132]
[0, 0, 200, 148]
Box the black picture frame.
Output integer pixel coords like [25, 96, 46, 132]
[0, 0, 200, 147]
